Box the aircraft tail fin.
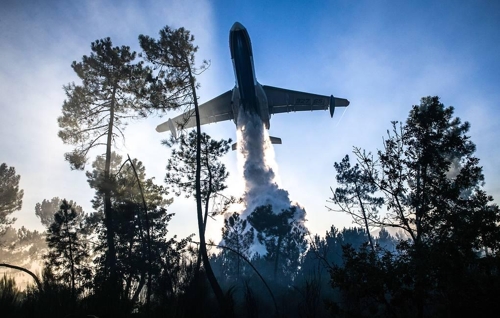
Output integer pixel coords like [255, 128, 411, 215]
[156, 118, 177, 138]
[231, 136, 282, 151]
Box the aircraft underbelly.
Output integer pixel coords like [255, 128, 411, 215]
[232, 32, 258, 115]
[156, 22, 349, 139]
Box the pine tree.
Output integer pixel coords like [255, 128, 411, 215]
[248, 205, 307, 281]
[329, 96, 500, 317]
[58, 38, 149, 296]
[45, 200, 90, 302]
[165, 130, 232, 232]
[221, 212, 254, 281]
[329, 155, 383, 251]
[0, 163, 24, 230]
[140, 25, 230, 316]
[85, 152, 186, 313]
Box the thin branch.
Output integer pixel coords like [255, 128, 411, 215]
[82, 132, 109, 156]
[77, 124, 108, 134]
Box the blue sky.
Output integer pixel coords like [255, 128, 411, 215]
[1, 0, 499, 243]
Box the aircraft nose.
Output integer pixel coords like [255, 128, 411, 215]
[231, 22, 245, 32]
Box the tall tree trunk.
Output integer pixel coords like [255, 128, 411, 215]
[355, 183, 375, 252]
[195, 187, 212, 274]
[127, 155, 152, 313]
[104, 86, 118, 298]
[66, 214, 76, 304]
[187, 61, 228, 316]
[274, 235, 283, 280]
[236, 237, 241, 280]
[124, 238, 134, 298]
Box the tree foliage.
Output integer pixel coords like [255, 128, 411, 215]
[58, 38, 148, 170]
[45, 200, 90, 301]
[329, 96, 500, 317]
[139, 25, 230, 315]
[0, 163, 24, 228]
[86, 152, 169, 212]
[351, 97, 500, 250]
[247, 205, 307, 281]
[330, 155, 383, 251]
[58, 38, 152, 299]
[0, 274, 22, 316]
[35, 197, 83, 228]
[84, 152, 190, 314]
[220, 212, 254, 281]
[165, 130, 232, 221]
[139, 26, 208, 114]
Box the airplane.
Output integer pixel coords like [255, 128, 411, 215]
[156, 22, 350, 150]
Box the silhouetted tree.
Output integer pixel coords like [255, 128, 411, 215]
[220, 212, 254, 282]
[85, 152, 188, 315]
[140, 26, 231, 316]
[348, 97, 500, 250]
[329, 96, 500, 317]
[0, 163, 24, 230]
[329, 155, 383, 251]
[22, 266, 76, 318]
[248, 205, 307, 281]
[45, 200, 90, 304]
[85, 151, 156, 299]
[303, 226, 344, 275]
[86, 152, 170, 213]
[58, 38, 150, 297]
[375, 228, 398, 251]
[0, 274, 21, 316]
[165, 131, 232, 234]
[139, 27, 208, 114]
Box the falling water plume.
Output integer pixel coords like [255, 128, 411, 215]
[236, 109, 306, 255]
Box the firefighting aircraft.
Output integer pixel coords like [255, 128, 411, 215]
[156, 22, 350, 149]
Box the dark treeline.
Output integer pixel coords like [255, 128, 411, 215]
[1, 24, 499, 318]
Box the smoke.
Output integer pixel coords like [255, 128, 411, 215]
[236, 110, 306, 255]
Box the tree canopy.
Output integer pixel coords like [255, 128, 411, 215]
[57, 38, 152, 300]
[0, 163, 24, 229]
[58, 38, 148, 170]
[45, 200, 90, 302]
[329, 96, 500, 317]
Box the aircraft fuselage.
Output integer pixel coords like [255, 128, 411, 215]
[155, 22, 350, 140]
[229, 22, 270, 128]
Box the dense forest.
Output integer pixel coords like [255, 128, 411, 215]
[1, 25, 499, 318]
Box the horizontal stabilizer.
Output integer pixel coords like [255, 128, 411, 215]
[231, 136, 282, 151]
[269, 136, 282, 144]
[330, 95, 350, 118]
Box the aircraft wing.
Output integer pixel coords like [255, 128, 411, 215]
[156, 90, 234, 135]
[263, 85, 349, 117]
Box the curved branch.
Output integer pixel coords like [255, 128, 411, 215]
[113, 123, 126, 141]
[0, 263, 43, 292]
[82, 132, 109, 156]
